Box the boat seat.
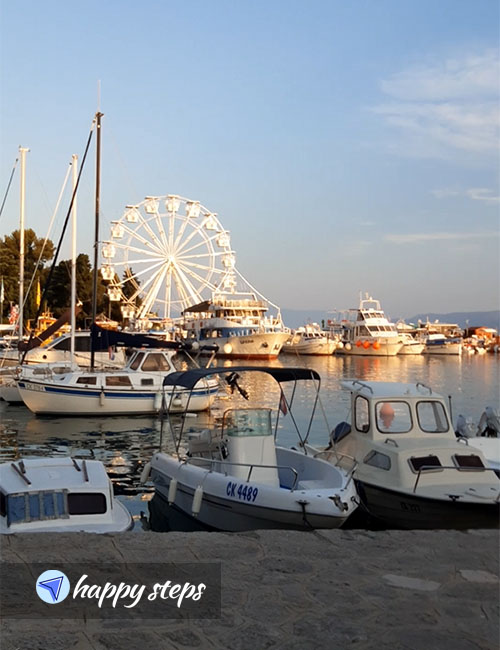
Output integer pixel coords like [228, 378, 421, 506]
[296, 479, 327, 490]
[330, 421, 351, 444]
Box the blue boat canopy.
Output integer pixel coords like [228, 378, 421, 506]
[162, 366, 320, 388]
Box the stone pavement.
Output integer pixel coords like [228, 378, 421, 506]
[1, 529, 499, 650]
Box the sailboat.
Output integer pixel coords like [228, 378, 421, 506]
[15, 114, 218, 416]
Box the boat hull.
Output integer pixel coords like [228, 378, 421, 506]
[282, 340, 336, 356]
[336, 340, 402, 356]
[150, 451, 357, 532]
[422, 342, 462, 355]
[356, 480, 500, 529]
[17, 380, 218, 416]
[197, 332, 290, 360]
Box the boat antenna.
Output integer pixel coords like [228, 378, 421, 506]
[20, 119, 96, 365]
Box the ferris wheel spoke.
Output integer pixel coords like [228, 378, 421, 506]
[170, 266, 196, 306]
[177, 228, 223, 254]
[139, 264, 170, 317]
[120, 258, 166, 287]
[179, 259, 218, 274]
[112, 239, 164, 258]
[136, 219, 166, 254]
[173, 264, 212, 305]
[115, 228, 163, 255]
[115, 222, 164, 255]
[172, 213, 191, 251]
[176, 237, 218, 258]
[174, 225, 210, 257]
[176, 261, 219, 290]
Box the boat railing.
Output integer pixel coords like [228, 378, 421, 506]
[311, 450, 358, 485]
[412, 465, 500, 496]
[181, 456, 300, 490]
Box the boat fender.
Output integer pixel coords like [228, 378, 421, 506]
[99, 389, 105, 406]
[344, 343, 352, 351]
[168, 477, 178, 504]
[192, 485, 203, 516]
[140, 461, 151, 484]
[153, 392, 162, 410]
[172, 393, 183, 407]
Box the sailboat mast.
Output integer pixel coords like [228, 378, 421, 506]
[70, 154, 78, 362]
[18, 147, 29, 347]
[90, 112, 103, 370]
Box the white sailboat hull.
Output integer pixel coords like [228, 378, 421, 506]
[17, 379, 218, 416]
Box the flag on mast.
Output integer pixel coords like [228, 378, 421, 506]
[279, 389, 288, 416]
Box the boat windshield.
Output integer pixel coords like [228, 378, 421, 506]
[222, 408, 273, 437]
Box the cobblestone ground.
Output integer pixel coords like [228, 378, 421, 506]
[1, 529, 499, 650]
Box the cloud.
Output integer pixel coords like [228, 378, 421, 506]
[431, 187, 500, 202]
[372, 50, 500, 159]
[385, 231, 499, 244]
[466, 188, 500, 203]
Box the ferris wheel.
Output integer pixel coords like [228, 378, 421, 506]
[101, 195, 236, 320]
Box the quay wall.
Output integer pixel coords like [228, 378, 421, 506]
[1, 528, 499, 650]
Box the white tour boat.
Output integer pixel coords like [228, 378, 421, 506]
[182, 291, 290, 360]
[0, 457, 132, 534]
[307, 380, 499, 529]
[281, 324, 337, 356]
[145, 366, 358, 531]
[331, 295, 403, 356]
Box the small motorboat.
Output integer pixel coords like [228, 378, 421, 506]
[144, 366, 358, 531]
[0, 457, 133, 534]
[282, 324, 337, 356]
[456, 408, 500, 475]
[306, 380, 499, 529]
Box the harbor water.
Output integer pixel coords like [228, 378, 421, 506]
[1, 353, 498, 531]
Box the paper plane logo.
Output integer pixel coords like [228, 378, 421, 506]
[36, 570, 70, 604]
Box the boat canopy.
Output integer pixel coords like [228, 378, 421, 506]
[163, 366, 320, 388]
[90, 324, 183, 350]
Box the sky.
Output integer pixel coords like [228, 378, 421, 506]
[0, 0, 499, 321]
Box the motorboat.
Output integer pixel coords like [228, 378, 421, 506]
[422, 333, 463, 355]
[456, 408, 500, 475]
[306, 380, 499, 529]
[330, 295, 403, 356]
[0, 457, 132, 533]
[397, 333, 425, 355]
[182, 290, 290, 360]
[16, 346, 219, 416]
[144, 366, 358, 531]
[281, 324, 337, 356]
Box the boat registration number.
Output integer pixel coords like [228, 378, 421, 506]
[22, 382, 45, 392]
[226, 481, 259, 502]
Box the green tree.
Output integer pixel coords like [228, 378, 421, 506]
[0, 229, 54, 322]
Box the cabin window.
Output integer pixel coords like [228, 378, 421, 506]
[408, 455, 442, 473]
[416, 401, 449, 433]
[453, 454, 485, 470]
[105, 376, 132, 387]
[6, 490, 68, 526]
[76, 376, 97, 385]
[363, 450, 391, 470]
[355, 396, 370, 432]
[130, 352, 145, 370]
[141, 354, 171, 372]
[68, 492, 107, 515]
[376, 401, 412, 433]
[141, 378, 154, 386]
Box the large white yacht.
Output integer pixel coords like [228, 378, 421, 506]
[182, 291, 290, 360]
[331, 295, 403, 356]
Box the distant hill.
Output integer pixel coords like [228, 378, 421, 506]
[280, 308, 500, 331]
[404, 311, 500, 330]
